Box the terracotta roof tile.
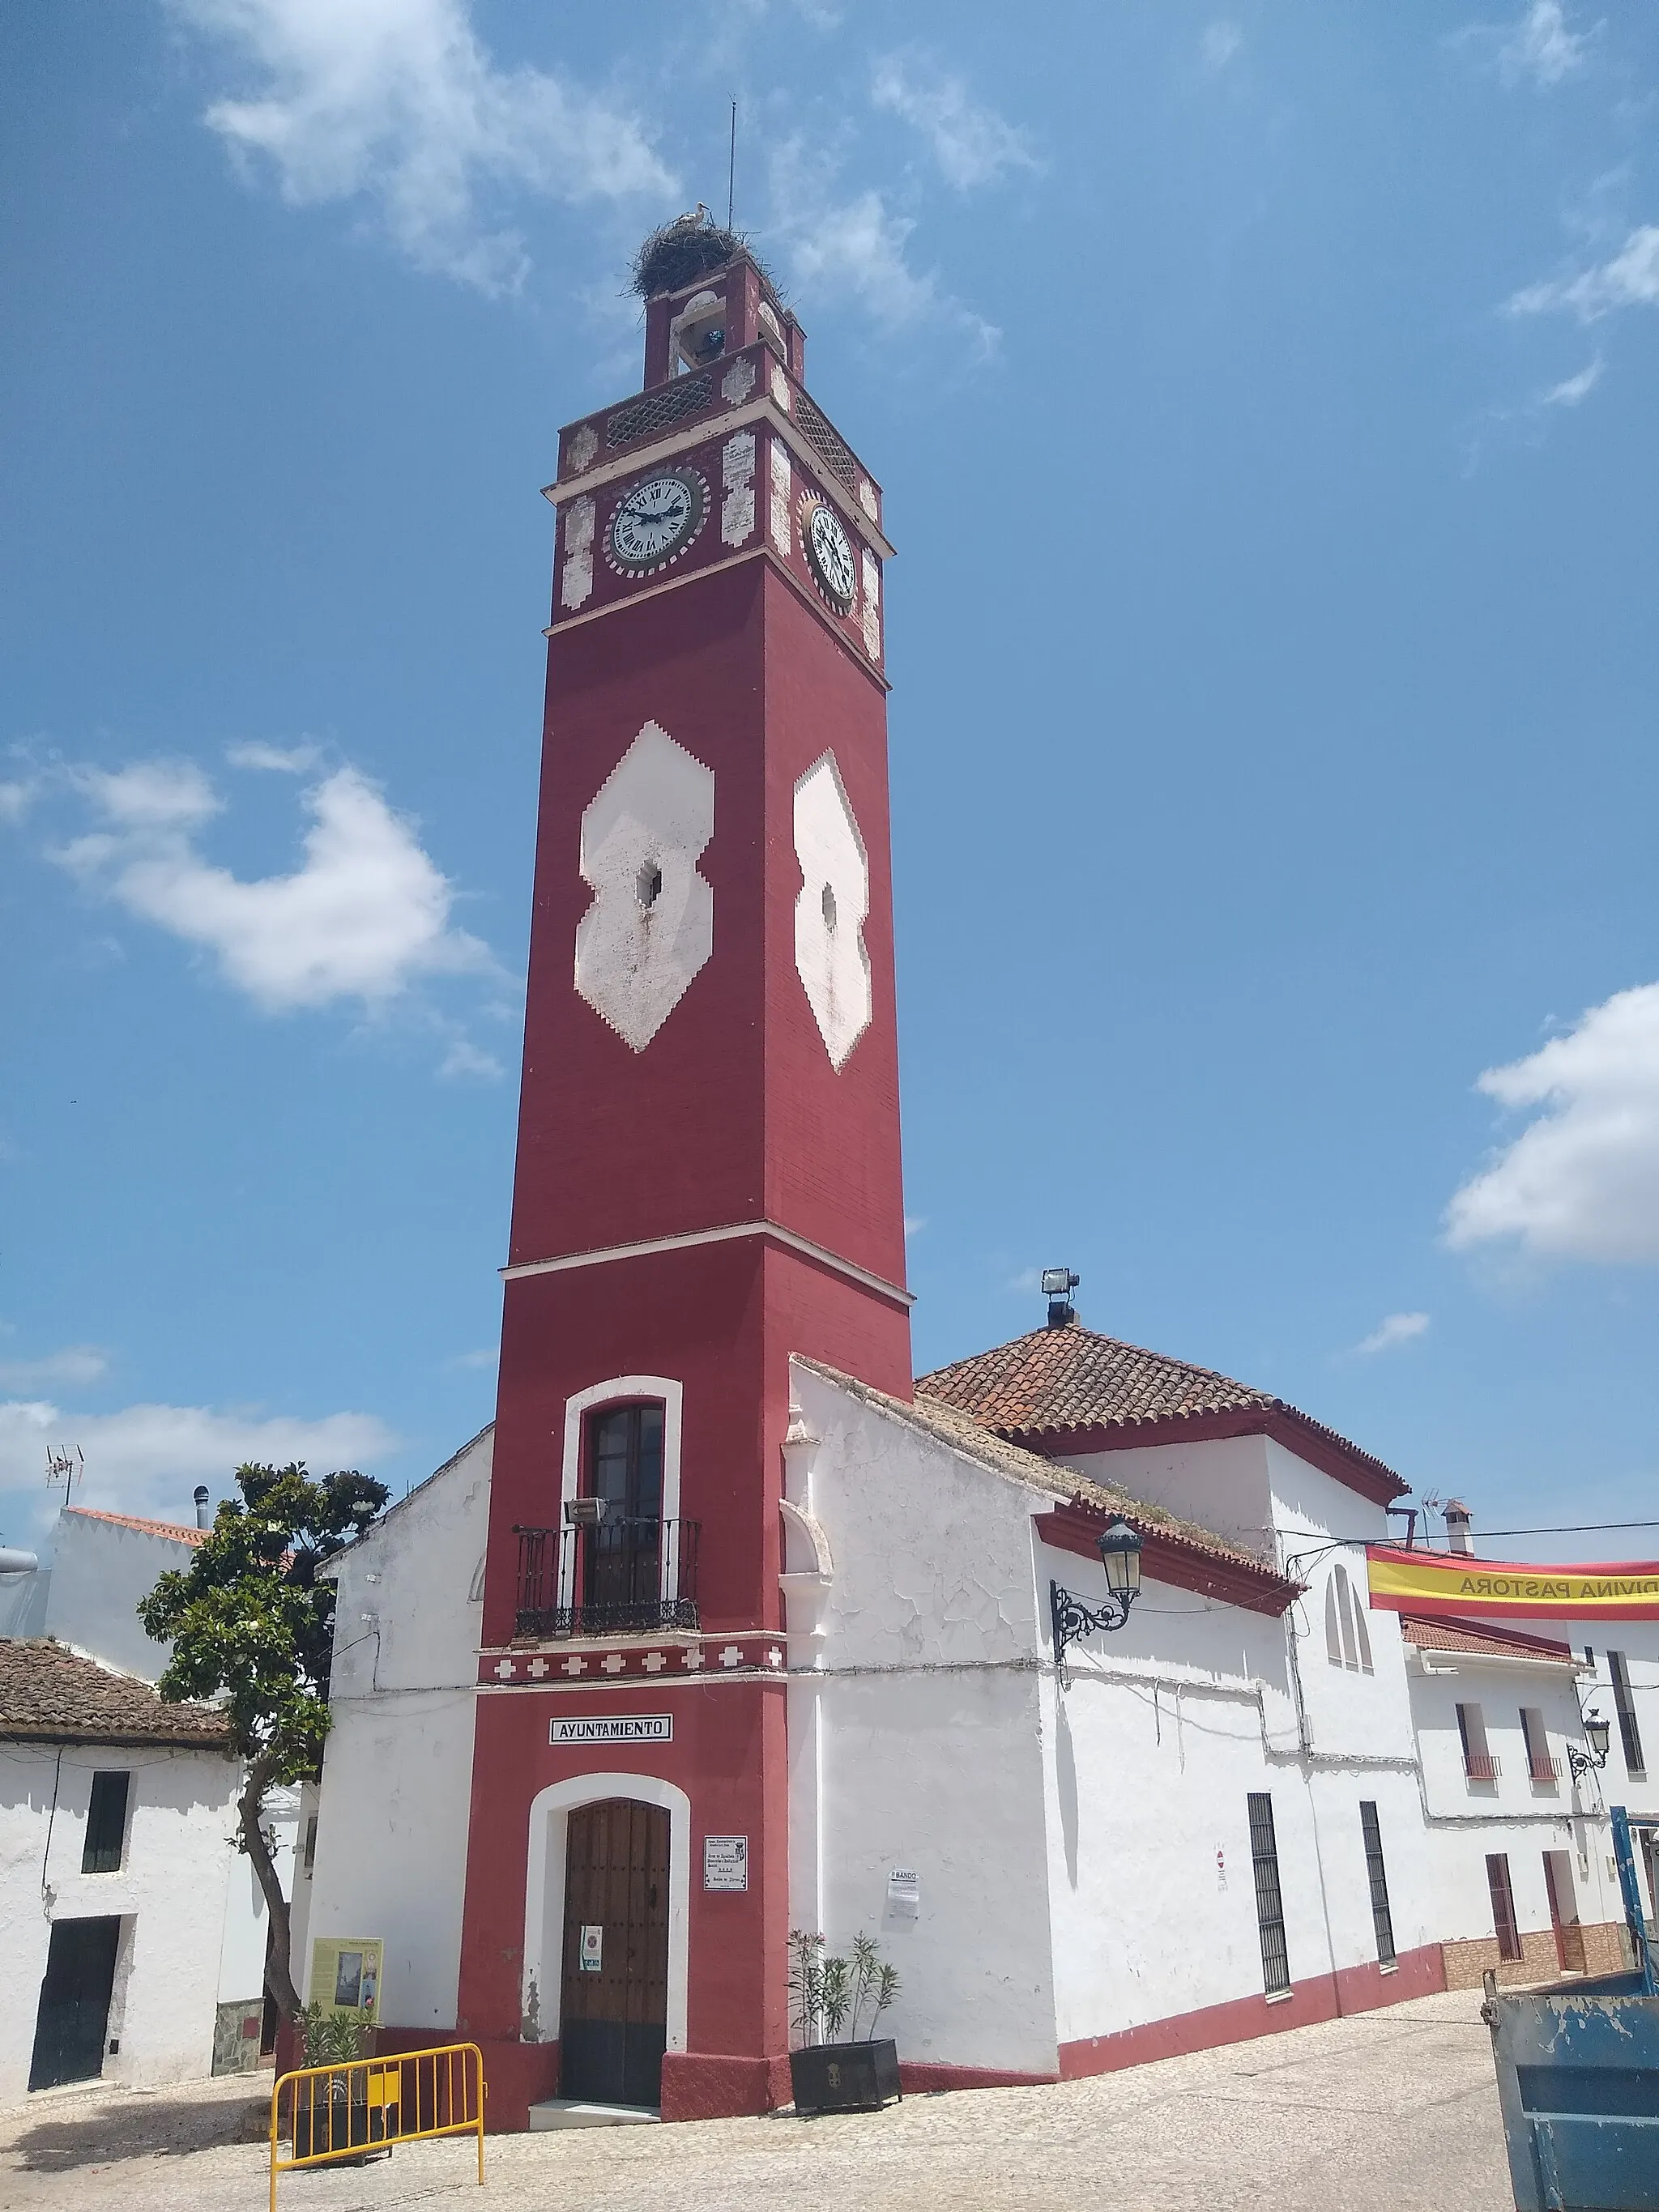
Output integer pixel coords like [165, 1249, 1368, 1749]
[0, 1640, 232, 1748]
[1399, 1614, 1578, 1664]
[65, 1506, 207, 1548]
[794, 1357, 1290, 1596]
[916, 1325, 1403, 1502]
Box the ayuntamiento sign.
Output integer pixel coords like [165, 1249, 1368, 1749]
[1365, 1545, 1659, 1620]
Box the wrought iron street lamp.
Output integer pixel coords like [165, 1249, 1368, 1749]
[1567, 1711, 1612, 1784]
[1051, 1519, 1144, 1687]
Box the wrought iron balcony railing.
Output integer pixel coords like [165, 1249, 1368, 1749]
[1463, 1750, 1502, 1783]
[1529, 1754, 1563, 1785]
[514, 1518, 700, 1640]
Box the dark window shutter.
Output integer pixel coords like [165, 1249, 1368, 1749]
[82, 1772, 130, 1875]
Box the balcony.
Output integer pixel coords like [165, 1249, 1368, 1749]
[1529, 1754, 1563, 1788]
[514, 1519, 700, 1640]
[1463, 1750, 1502, 1784]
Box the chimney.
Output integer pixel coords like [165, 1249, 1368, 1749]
[1444, 1499, 1473, 1554]
[193, 1485, 211, 1530]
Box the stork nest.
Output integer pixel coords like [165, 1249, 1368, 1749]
[629, 212, 780, 304]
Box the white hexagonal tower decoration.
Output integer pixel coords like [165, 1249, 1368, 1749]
[793, 751, 872, 1070]
[574, 721, 715, 1051]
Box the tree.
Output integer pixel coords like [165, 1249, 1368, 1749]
[139, 1460, 388, 2022]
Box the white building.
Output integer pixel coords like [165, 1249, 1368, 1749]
[1, 1505, 301, 2089]
[0, 1639, 239, 2104]
[300, 1321, 1644, 2121]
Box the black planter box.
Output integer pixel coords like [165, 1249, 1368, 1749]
[789, 2039, 901, 2114]
[292, 2093, 395, 2163]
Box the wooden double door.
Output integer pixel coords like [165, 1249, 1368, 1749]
[560, 1800, 670, 2109]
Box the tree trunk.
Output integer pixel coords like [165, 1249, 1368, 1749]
[239, 1753, 301, 2021]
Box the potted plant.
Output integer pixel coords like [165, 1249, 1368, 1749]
[787, 1930, 902, 2114]
[289, 2005, 396, 2163]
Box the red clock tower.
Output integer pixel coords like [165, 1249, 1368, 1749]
[455, 232, 911, 2123]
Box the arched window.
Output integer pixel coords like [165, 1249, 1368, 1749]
[1324, 1564, 1373, 1674]
[583, 1402, 666, 1617]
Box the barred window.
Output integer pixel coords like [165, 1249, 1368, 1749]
[1610, 1651, 1646, 1777]
[1359, 1801, 1396, 1967]
[1247, 1792, 1290, 1994]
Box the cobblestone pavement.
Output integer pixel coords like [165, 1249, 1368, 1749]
[0, 1991, 1513, 2212]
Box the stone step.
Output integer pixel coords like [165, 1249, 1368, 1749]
[527, 2099, 662, 2131]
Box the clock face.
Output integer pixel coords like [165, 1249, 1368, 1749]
[606, 470, 707, 575]
[802, 498, 858, 612]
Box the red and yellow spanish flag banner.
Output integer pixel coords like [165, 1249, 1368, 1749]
[1365, 1544, 1659, 1621]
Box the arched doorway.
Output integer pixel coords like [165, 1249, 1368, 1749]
[559, 1798, 671, 2108]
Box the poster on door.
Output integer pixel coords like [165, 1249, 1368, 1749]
[579, 1924, 604, 1972]
[307, 1937, 383, 2023]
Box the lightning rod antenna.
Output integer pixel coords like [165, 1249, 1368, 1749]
[727, 98, 737, 230]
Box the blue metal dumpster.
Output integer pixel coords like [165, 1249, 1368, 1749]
[1483, 1808, 1659, 2211]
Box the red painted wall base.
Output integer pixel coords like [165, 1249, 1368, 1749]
[369, 2029, 560, 2133]
[1058, 1941, 1445, 2081]
[660, 2050, 793, 2121]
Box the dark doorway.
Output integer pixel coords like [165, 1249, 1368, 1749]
[559, 1800, 670, 2108]
[30, 1916, 122, 2091]
[584, 1404, 663, 1615]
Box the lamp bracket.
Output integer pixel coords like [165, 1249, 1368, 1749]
[1050, 1579, 1137, 1688]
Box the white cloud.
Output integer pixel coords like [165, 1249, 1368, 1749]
[0, 1348, 109, 1392]
[0, 780, 36, 825]
[1499, 2, 1594, 88]
[870, 56, 1038, 191]
[75, 759, 221, 829]
[0, 1396, 399, 1536]
[227, 739, 322, 773]
[1508, 224, 1659, 320]
[903, 1214, 927, 1239]
[1446, 982, 1659, 1261]
[1349, 1312, 1431, 1357]
[169, 0, 674, 294]
[1542, 355, 1603, 405]
[1201, 21, 1244, 71]
[56, 759, 495, 1013]
[438, 1038, 504, 1080]
[770, 139, 999, 355]
[446, 1347, 498, 1371]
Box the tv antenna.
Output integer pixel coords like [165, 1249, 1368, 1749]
[727, 98, 737, 230]
[46, 1445, 84, 1502]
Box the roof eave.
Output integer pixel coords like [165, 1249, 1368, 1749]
[1000, 1404, 1405, 1508]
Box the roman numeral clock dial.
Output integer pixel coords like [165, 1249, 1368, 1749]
[604, 468, 709, 578]
[800, 494, 858, 615]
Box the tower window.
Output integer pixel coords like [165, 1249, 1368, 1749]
[1324, 1564, 1373, 1673]
[82, 1771, 130, 1875]
[821, 883, 838, 932]
[583, 1403, 666, 1615]
[638, 861, 663, 911]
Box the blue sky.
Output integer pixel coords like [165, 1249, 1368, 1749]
[4, 1, 1658, 1559]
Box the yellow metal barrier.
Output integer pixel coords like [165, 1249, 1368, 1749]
[269, 2041, 484, 2210]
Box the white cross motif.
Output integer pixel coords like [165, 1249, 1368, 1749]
[642, 1652, 667, 1673]
[601, 1653, 626, 1675]
[766, 1647, 783, 1669]
[719, 1645, 744, 1669]
[681, 1647, 705, 1671]
[561, 1656, 587, 1677]
[527, 1658, 548, 1679]
[493, 1659, 516, 1681]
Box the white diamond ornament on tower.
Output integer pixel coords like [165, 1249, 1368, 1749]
[574, 722, 715, 1051]
[793, 752, 872, 1070]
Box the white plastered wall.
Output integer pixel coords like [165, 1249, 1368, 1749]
[785, 1363, 1060, 2076]
[304, 1429, 490, 2031]
[1, 1741, 239, 2106]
